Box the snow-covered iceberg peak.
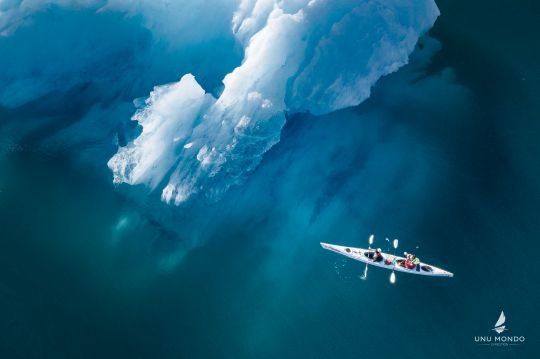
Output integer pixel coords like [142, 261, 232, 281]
[109, 0, 440, 204]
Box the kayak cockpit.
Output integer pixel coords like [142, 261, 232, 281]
[364, 251, 384, 262]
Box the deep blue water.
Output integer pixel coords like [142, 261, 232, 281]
[1, 1, 539, 358]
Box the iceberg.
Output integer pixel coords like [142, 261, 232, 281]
[0, 0, 440, 205]
[109, 0, 440, 204]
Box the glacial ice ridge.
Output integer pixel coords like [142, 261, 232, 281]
[102, 0, 440, 204]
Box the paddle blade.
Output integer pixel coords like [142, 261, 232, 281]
[393, 239, 398, 249]
[362, 266, 368, 280]
[390, 271, 396, 284]
[369, 234, 374, 245]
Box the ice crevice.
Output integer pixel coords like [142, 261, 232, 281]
[108, 0, 440, 205]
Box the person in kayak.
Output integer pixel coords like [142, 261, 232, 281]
[405, 254, 420, 269]
[372, 248, 384, 262]
[404, 254, 412, 268]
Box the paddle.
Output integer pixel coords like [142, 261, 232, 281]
[360, 234, 374, 280]
[390, 239, 398, 284]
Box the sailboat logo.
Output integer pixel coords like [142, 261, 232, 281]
[474, 310, 525, 346]
[493, 311, 507, 334]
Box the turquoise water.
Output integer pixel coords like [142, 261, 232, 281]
[1, 1, 540, 358]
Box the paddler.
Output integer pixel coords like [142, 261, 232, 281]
[404, 254, 420, 269]
[410, 255, 420, 268]
[372, 248, 384, 262]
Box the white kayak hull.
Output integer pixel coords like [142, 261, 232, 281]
[321, 242, 453, 277]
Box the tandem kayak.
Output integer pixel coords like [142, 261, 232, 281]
[321, 242, 453, 278]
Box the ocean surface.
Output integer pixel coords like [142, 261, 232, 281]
[1, 1, 539, 358]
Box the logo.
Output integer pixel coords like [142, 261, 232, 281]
[474, 310, 526, 347]
[493, 311, 507, 334]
